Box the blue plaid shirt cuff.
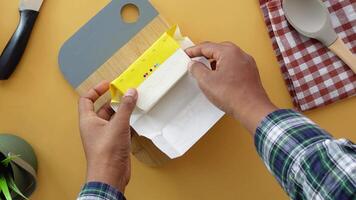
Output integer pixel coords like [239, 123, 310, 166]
[77, 182, 126, 200]
[254, 109, 356, 200]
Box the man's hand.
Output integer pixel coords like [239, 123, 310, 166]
[78, 81, 137, 193]
[186, 42, 277, 133]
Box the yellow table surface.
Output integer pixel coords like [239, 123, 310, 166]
[0, 0, 355, 199]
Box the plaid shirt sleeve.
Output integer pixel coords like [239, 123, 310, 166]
[255, 109, 356, 200]
[77, 182, 126, 200]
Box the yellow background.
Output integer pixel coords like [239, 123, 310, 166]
[0, 0, 355, 199]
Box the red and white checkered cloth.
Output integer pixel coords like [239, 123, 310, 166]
[260, 0, 356, 111]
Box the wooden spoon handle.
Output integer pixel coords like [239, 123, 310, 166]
[329, 37, 356, 73]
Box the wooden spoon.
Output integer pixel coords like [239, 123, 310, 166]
[283, 0, 356, 73]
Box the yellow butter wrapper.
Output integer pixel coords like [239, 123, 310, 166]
[110, 25, 185, 107]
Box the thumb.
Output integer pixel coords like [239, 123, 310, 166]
[188, 61, 211, 84]
[112, 89, 138, 127]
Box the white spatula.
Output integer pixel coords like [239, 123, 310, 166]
[283, 0, 356, 73]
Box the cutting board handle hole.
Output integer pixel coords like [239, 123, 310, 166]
[121, 3, 140, 24]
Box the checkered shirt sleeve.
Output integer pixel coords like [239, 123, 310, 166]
[77, 182, 126, 200]
[255, 109, 356, 200]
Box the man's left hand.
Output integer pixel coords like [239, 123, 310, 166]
[78, 81, 137, 193]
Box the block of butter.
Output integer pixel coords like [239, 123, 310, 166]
[110, 26, 224, 159]
[136, 49, 190, 111]
[110, 25, 193, 112]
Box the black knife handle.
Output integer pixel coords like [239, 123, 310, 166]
[0, 10, 39, 80]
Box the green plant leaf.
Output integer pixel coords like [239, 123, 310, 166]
[6, 175, 28, 200]
[0, 175, 12, 200]
[1, 155, 20, 168]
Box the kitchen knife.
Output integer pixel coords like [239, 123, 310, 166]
[0, 0, 44, 80]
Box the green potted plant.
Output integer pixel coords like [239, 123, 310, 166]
[0, 153, 27, 200]
[0, 134, 38, 200]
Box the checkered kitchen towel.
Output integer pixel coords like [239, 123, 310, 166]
[260, 0, 356, 111]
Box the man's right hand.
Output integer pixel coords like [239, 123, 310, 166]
[186, 42, 277, 133]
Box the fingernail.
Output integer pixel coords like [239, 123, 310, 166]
[124, 89, 137, 98]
